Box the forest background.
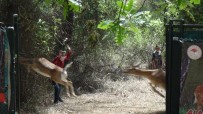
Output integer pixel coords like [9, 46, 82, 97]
[0, 0, 202, 113]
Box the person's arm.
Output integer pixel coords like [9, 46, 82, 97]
[64, 50, 72, 61]
[159, 54, 163, 65]
[52, 56, 59, 64]
[64, 45, 72, 61]
[152, 53, 155, 61]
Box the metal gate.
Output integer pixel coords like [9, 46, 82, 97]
[166, 20, 203, 114]
[0, 14, 19, 114]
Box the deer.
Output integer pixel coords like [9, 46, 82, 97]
[123, 68, 165, 98]
[18, 57, 77, 97]
[194, 84, 203, 111]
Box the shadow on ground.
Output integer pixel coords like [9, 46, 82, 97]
[146, 110, 165, 114]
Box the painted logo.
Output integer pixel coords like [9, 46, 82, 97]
[187, 45, 202, 60]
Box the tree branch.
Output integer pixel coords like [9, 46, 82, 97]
[136, 0, 147, 13]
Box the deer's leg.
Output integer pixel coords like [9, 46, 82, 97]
[149, 83, 165, 98]
[62, 80, 76, 97]
[61, 79, 77, 97]
[67, 81, 77, 97]
[61, 81, 71, 97]
[66, 90, 71, 98]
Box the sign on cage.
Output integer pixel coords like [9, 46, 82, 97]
[166, 20, 203, 114]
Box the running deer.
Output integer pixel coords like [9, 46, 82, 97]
[123, 68, 165, 97]
[194, 84, 203, 111]
[19, 57, 76, 97]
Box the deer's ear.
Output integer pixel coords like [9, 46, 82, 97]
[152, 69, 164, 77]
[132, 62, 142, 68]
[152, 71, 157, 76]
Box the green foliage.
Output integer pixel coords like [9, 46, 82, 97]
[44, 0, 81, 18]
[97, 20, 114, 30]
[178, 0, 200, 5]
[68, 0, 81, 12]
[62, 0, 80, 18]
[35, 19, 55, 55]
[125, 0, 133, 11]
[98, 0, 165, 45]
[117, 0, 133, 13]
[115, 25, 125, 44]
[190, 0, 200, 4]
[175, 0, 202, 22]
[97, 0, 203, 45]
[98, 0, 131, 44]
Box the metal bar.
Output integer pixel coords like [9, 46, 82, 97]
[0, 22, 4, 26]
[166, 19, 185, 114]
[180, 20, 184, 38]
[13, 14, 20, 114]
[166, 20, 173, 114]
[169, 19, 184, 22]
[166, 24, 203, 28]
[7, 27, 15, 114]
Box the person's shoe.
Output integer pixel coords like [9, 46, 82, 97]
[54, 100, 59, 104]
[59, 98, 63, 102]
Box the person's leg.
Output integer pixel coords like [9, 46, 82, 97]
[58, 84, 63, 102]
[151, 60, 156, 69]
[54, 83, 60, 103]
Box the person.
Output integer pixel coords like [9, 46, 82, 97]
[151, 45, 162, 69]
[52, 45, 72, 104]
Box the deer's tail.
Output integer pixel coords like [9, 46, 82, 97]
[64, 62, 73, 71]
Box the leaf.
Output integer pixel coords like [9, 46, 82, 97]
[115, 34, 123, 44]
[45, 0, 51, 5]
[68, 0, 81, 12]
[97, 20, 114, 30]
[190, 0, 200, 4]
[58, 0, 64, 4]
[125, 0, 133, 12]
[69, 0, 81, 6]
[130, 9, 137, 14]
[115, 26, 125, 44]
[179, 1, 187, 10]
[154, 1, 165, 5]
[128, 25, 140, 33]
[63, 2, 68, 19]
[116, 1, 123, 8]
[177, 0, 182, 5]
[185, 9, 195, 21]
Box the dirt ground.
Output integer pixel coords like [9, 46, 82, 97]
[21, 77, 166, 114]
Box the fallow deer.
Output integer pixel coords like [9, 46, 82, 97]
[123, 68, 165, 97]
[19, 57, 76, 97]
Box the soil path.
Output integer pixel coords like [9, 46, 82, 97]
[31, 78, 166, 114]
